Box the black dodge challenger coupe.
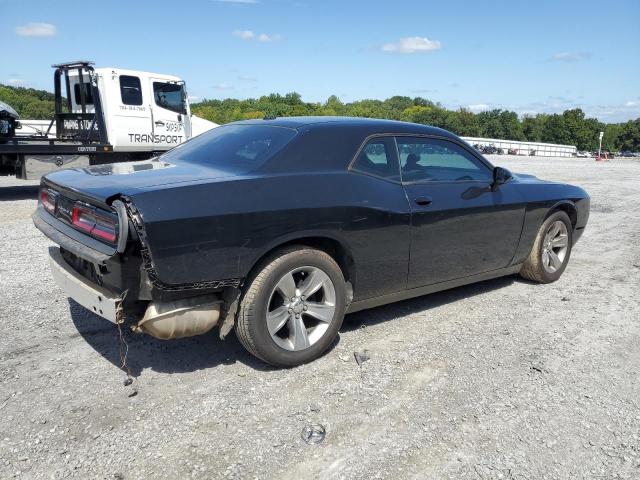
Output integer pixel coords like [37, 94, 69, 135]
[33, 117, 590, 367]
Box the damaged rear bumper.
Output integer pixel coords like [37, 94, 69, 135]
[48, 246, 124, 323]
[49, 246, 224, 339]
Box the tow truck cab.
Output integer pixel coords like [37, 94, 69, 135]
[0, 61, 217, 179]
[70, 67, 194, 152]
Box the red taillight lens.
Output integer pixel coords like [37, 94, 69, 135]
[40, 189, 56, 214]
[71, 203, 118, 244]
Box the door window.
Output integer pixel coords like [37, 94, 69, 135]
[153, 82, 187, 114]
[352, 138, 400, 181]
[120, 76, 143, 105]
[397, 137, 491, 183]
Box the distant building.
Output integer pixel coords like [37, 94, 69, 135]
[462, 136, 577, 157]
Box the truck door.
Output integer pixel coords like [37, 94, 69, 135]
[149, 79, 189, 151]
[113, 74, 154, 152]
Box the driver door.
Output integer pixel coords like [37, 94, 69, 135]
[398, 136, 525, 288]
[149, 78, 189, 151]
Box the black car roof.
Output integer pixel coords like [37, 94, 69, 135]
[232, 116, 459, 140]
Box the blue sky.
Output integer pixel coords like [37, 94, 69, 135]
[2, 0, 639, 122]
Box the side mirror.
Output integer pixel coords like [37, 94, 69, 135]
[491, 166, 512, 191]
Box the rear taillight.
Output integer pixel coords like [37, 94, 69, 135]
[71, 203, 118, 244]
[40, 188, 57, 214]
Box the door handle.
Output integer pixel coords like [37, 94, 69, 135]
[414, 196, 433, 206]
[154, 121, 165, 126]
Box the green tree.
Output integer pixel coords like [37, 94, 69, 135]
[7, 82, 635, 150]
[616, 119, 640, 151]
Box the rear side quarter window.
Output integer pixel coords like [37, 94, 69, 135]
[73, 83, 94, 105]
[351, 137, 400, 182]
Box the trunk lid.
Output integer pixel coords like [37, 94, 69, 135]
[43, 158, 236, 203]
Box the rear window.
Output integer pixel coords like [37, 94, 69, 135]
[159, 124, 297, 173]
[120, 75, 143, 106]
[73, 83, 94, 105]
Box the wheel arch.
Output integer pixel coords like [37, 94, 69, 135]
[547, 200, 578, 229]
[242, 234, 356, 302]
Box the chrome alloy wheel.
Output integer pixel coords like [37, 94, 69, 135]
[266, 266, 337, 351]
[541, 220, 569, 273]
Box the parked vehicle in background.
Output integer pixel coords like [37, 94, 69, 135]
[0, 61, 217, 180]
[481, 144, 501, 155]
[33, 117, 590, 367]
[620, 151, 634, 157]
[508, 148, 518, 155]
[0, 101, 19, 138]
[576, 151, 590, 158]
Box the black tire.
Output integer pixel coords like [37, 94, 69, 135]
[520, 211, 573, 283]
[235, 246, 346, 367]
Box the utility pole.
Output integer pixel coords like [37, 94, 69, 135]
[597, 131, 604, 161]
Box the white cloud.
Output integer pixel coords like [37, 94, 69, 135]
[7, 78, 25, 86]
[382, 36, 441, 54]
[237, 75, 257, 82]
[549, 51, 592, 62]
[233, 30, 279, 42]
[213, 83, 234, 90]
[467, 103, 490, 112]
[233, 30, 255, 40]
[257, 33, 275, 42]
[213, 0, 259, 4]
[625, 100, 639, 107]
[15, 22, 56, 37]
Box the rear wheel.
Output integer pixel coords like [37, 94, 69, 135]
[235, 246, 346, 367]
[520, 211, 573, 283]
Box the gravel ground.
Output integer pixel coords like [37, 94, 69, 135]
[0, 156, 639, 480]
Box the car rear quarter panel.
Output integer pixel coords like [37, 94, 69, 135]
[129, 171, 412, 300]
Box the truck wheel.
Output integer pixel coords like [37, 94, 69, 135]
[235, 246, 346, 367]
[520, 211, 573, 283]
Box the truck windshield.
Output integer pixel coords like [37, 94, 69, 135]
[159, 124, 297, 173]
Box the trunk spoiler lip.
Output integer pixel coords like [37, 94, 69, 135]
[41, 177, 117, 207]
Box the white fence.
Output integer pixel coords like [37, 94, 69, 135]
[462, 136, 577, 157]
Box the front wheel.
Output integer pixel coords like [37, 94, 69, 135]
[235, 246, 346, 367]
[520, 211, 573, 283]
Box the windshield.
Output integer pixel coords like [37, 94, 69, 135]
[159, 124, 297, 173]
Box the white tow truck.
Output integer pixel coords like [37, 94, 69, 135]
[0, 61, 217, 179]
